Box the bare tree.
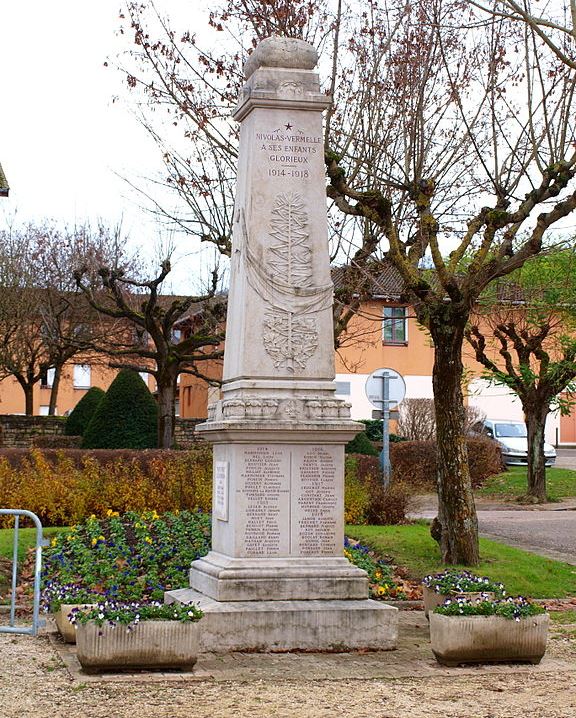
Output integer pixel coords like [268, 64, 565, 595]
[116, 1, 576, 564]
[0, 223, 130, 414]
[397, 399, 437, 442]
[470, 0, 576, 70]
[324, 0, 576, 563]
[75, 259, 225, 448]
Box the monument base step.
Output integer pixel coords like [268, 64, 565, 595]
[189, 552, 369, 601]
[165, 588, 398, 652]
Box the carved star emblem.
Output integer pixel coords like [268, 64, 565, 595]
[284, 122, 293, 130]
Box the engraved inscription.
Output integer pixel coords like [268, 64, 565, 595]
[214, 461, 229, 522]
[255, 127, 321, 180]
[292, 447, 340, 556]
[237, 446, 290, 556]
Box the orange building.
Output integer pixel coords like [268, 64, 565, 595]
[180, 263, 574, 445]
[0, 361, 157, 417]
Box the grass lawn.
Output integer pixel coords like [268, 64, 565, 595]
[0, 526, 67, 563]
[478, 466, 576, 501]
[347, 521, 576, 598]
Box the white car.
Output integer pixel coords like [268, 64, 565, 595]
[483, 420, 556, 467]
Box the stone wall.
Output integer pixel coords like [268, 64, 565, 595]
[174, 418, 204, 448]
[0, 414, 205, 449]
[0, 415, 66, 448]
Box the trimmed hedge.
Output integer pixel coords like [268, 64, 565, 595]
[82, 370, 158, 449]
[0, 447, 212, 527]
[65, 386, 105, 436]
[390, 437, 504, 489]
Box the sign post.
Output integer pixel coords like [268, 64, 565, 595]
[365, 368, 406, 486]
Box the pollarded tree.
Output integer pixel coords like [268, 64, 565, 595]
[82, 369, 158, 449]
[323, 1, 576, 564]
[466, 251, 576, 502]
[75, 259, 225, 449]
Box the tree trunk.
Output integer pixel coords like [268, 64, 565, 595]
[156, 371, 177, 449]
[23, 383, 34, 416]
[48, 365, 63, 416]
[524, 403, 549, 502]
[430, 318, 480, 565]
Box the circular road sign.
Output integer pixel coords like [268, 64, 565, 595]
[365, 368, 406, 410]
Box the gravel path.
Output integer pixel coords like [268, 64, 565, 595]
[1, 616, 575, 718]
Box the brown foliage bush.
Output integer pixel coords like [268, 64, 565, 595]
[32, 435, 83, 449]
[390, 437, 504, 489]
[0, 447, 213, 527]
[344, 454, 412, 525]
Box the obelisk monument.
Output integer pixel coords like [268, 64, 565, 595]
[167, 36, 398, 652]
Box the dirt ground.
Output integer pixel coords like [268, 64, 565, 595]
[1, 611, 575, 718]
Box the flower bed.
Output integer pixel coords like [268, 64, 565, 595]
[42, 510, 212, 608]
[422, 570, 506, 618]
[344, 537, 407, 600]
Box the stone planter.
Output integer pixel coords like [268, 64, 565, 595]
[54, 603, 97, 644]
[422, 585, 495, 618]
[75, 620, 200, 673]
[429, 612, 549, 666]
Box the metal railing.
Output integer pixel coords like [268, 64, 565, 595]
[0, 510, 48, 636]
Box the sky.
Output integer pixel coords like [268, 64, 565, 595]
[0, 1, 211, 292]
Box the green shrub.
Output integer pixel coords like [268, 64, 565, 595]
[345, 431, 378, 456]
[65, 387, 105, 436]
[82, 370, 158, 449]
[360, 420, 405, 443]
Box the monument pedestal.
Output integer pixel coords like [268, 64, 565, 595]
[168, 419, 399, 652]
[189, 553, 368, 601]
[166, 37, 399, 653]
[166, 588, 398, 653]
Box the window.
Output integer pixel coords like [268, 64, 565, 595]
[139, 371, 149, 386]
[172, 328, 182, 342]
[175, 399, 180, 418]
[335, 381, 351, 396]
[40, 368, 56, 388]
[39, 405, 50, 416]
[383, 306, 407, 344]
[73, 364, 91, 389]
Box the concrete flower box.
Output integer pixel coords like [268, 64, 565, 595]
[429, 612, 549, 666]
[54, 604, 97, 644]
[75, 620, 200, 673]
[422, 586, 495, 618]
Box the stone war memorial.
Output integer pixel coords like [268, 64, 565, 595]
[167, 36, 398, 652]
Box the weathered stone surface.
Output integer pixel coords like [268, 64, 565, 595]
[54, 604, 97, 644]
[244, 36, 318, 78]
[166, 589, 398, 652]
[189, 554, 367, 601]
[172, 37, 396, 652]
[429, 613, 549, 666]
[75, 620, 200, 672]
